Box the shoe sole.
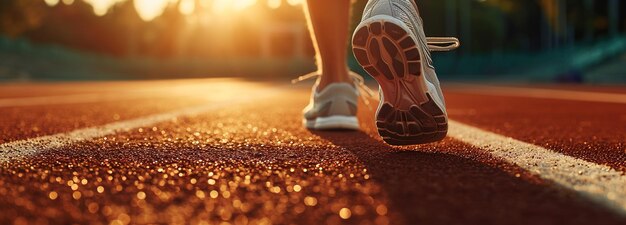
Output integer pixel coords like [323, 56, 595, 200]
[305, 116, 360, 130]
[352, 16, 447, 145]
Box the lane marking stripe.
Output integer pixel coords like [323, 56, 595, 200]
[448, 85, 626, 104]
[448, 120, 626, 216]
[0, 93, 157, 108]
[0, 88, 282, 163]
[0, 85, 215, 108]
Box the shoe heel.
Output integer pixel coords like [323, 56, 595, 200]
[352, 16, 447, 145]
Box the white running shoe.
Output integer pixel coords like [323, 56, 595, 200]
[295, 72, 374, 130]
[352, 0, 460, 145]
[302, 82, 360, 130]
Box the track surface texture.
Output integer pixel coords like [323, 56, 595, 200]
[0, 79, 625, 225]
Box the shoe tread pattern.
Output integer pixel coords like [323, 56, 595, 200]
[353, 20, 447, 145]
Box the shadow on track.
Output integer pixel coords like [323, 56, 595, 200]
[309, 130, 625, 225]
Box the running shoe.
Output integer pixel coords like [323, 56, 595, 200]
[294, 72, 373, 130]
[352, 0, 460, 145]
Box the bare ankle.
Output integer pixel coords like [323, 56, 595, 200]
[316, 71, 353, 91]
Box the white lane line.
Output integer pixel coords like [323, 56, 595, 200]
[448, 85, 626, 104]
[448, 120, 626, 216]
[0, 93, 153, 108]
[0, 88, 283, 163]
[0, 85, 215, 108]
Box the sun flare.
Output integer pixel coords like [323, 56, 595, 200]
[45, 0, 304, 21]
[178, 0, 195, 15]
[133, 0, 170, 21]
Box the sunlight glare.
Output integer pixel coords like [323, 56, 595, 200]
[198, 0, 211, 8]
[178, 0, 195, 15]
[44, 0, 60, 6]
[286, 0, 302, 6]
[211, 0, 230, 13]
[134, 0, 171, 21]
[232, 0, 257, 11]
[44, 0, 265, 20]
[267, 0, 281, 9]
[83, 0, 126, 16]
[212, 0, 258, 13]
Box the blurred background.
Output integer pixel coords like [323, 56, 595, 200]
[0, 0, 625, 83]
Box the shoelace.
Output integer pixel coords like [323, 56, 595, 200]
[426, 37, 460, 52]
[291, 71, 377, 109]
